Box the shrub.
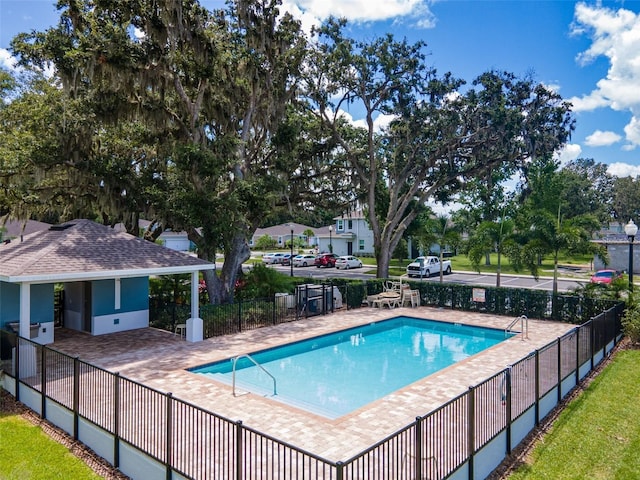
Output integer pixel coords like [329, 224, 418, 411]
[235, 264, 295, 299]
[622, 299, 640, 344]
[255, 234, 277, 250]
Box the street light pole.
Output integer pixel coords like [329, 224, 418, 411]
[290, 228, 294, 277]
[329, 225, 333, 253]
[625, 219, 637, 292]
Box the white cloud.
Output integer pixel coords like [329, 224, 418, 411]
[294, 0, 427, 23]
[339, 109, 395, 132]
[0, 48, 18, 71]
[279, 0, 435, 36]
[568, 91, 609, 111]
[623, 115, 640, 147]
[570, 3, 640, 149]
[0, 47, 55, 78]
[584, 129, 622, 147]
[607, 162, 640, 177]
[554, 143, 582, 166]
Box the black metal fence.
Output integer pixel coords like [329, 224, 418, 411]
[0, 297, 625, 480]
[151, 283, 339, 339]
[149, 279, 622, 341]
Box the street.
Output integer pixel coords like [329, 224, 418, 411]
[258, 263, 588, 293]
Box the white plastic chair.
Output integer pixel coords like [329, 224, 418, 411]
[174, 323, 187, 339]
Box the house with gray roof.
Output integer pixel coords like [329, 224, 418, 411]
[251, 215, 376, 256]
[1, 218, 51, 240]
[0, 219, 215, 347]
[251, 222, 316, 248]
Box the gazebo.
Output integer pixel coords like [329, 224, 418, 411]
[0, 219, 215, 344]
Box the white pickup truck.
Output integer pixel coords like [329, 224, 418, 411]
[406, 256, 452, 278]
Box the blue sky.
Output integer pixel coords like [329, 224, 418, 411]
[2, 0, 640, 178]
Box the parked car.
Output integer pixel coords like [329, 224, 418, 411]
[293, 254, 316, 267]
[262, 252, 276, 263]
[314, 253, 338, 268]
[590, 269, 623, 284]
[280, 253, 294, 266]
[406, 256, 452, 277]
[262, 252, 286, 264]
[335, 255, 363, 270]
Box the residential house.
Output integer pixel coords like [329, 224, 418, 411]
[316, 212, 375, 256]
[592, 234, 638, 274]
[251, 222, 316, 249]
[1, 219, 51, 241]
[114, 220, 194, 252]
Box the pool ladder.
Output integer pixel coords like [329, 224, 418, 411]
[232, 354, 277, 397]
[505, 315, 528, 340]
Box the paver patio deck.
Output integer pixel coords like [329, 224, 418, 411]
[51, 306, 575, 460]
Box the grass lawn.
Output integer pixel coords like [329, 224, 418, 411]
[508, 347, 640, 479]
[0, 410, 102, 480]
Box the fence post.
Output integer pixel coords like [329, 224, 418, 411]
[534, 350, 540, 426]
[590, 317, 595, 371]
[331, 280, 335, 313]
[451, 285, 455, 309]
[557, 338, 562, 403]
[575, 328, 580, 385]
[272, 295, 277, 325]
[238, 301, 242, 332]
[415, 416, 423, 480]
[165, 392, 173, 480]
[344, 284, 349, 311]
[305, 285, 309, 318]
[114, 372, 120, 468]
[40, 346, 46, 419]
[336, 461, 344, 480]
[505, 368, 512, 454]
[14, 337, 20, 402]
[468, 386, 475, 480]
[235, 420, 243, 480]
[73, 356, 80, 440]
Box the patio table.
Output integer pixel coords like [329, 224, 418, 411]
[373, 291, 401, 308]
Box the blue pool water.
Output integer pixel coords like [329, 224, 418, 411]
[189, 317, 511, 418]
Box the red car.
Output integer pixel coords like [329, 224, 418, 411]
[314, 253, 338, 268]
[590, 269, 623, 284]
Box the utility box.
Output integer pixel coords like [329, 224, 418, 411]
[296, 284, 334, 316]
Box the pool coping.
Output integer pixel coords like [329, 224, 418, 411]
[187, 317, 516, 420]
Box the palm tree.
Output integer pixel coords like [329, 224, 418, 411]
[467, 218, 520, 287]
[418, 215, 461, 283]
[303, 228, 315, 248]
[524, 207, 604, 295]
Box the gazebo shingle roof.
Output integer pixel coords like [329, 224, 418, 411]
[0, 219, 214, 283]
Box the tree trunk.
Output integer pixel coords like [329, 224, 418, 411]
[199, 231, 251, 305]
[376, 248, 391, 279]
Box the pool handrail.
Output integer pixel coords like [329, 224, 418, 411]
[505, 315, 529, 340]
[232, 353, 277, 397]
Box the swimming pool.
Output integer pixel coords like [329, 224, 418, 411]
[189, 317, 513, 418]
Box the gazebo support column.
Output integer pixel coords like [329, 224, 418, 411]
[19, 282, 31, 338]
[18, 282, 37, 377]
[186, 271, 203, 342]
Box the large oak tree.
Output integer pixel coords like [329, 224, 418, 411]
[303, 19, 575, 278]
[10, 0, 309, 303]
